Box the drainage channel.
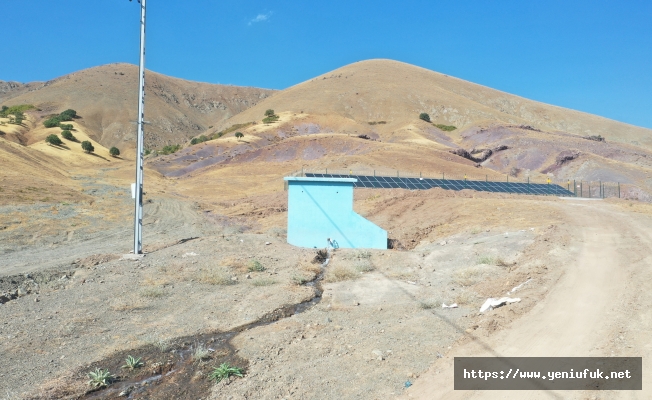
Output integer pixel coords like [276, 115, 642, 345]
[82, 250, 331, 400]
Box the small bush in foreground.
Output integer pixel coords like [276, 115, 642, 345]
[87, 368, 113, 388]
[251, 278, 277, 286]
[208, 363, 243, 383]
[199, 269, 236, 285]
[193, 345, 211, 362]
[247, 260, 265, 272]
[109, 147, 120, 157]
[121, 355, 143, 370]
[419, 113, 431, 122]
[59, 123, 73, 130]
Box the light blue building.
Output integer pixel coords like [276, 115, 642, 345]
[284, 177, 387, 249]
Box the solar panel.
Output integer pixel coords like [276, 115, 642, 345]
[302, 173, 574, 196]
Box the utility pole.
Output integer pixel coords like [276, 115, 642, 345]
[133, 0, 146, 254]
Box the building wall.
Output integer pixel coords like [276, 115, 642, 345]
[285, 177, 387, 249]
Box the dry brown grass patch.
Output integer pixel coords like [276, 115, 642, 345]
[324, 265, 358, 282]
[198, 268, 236, 285]
[452, 266, 490, 287]
[220, 256, 246, 271]
[453, 289, 477, 306]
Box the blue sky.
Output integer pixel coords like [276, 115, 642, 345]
[3, 0, 651, 128]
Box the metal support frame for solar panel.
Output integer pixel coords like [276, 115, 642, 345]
[304, 173, 574, 196]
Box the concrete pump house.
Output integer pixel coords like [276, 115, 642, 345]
[284, 177, 387, 249]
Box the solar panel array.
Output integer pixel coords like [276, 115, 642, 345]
[305, 173, 575, 196]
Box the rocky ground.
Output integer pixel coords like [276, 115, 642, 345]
[0, 176, 593, 400]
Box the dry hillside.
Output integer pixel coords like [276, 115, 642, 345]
[0, 63, 276, 153]
[212, 59, 652, 149]
[146, 59, 652, 204]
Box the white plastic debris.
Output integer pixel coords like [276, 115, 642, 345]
[181, 252, 198, 258]
[265, 242, 271, 245]
[442, 303, 458, 309]
[508, 279, 532, 295]
[407, 281, 417, 285]
[479, 297, 521, 313]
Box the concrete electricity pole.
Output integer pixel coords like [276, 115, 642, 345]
[132, 0, 146, 254]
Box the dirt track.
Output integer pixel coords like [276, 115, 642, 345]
[403, 199, 652, 399]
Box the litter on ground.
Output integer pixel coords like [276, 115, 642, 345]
[479, 297, 521, 313]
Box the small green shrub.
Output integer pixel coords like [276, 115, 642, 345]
[211, 122, 255, 139]
[61, 130, 76, 141]
[251, 278, 277, 286]
[160, 144, 180, 155]
[419, 113, 431, 122]
[262, 115, 279, 124]
[144, 149, 151, 156]
[247, 260, 265, 272]
[45, 134, 62, 146]
[477, 256, 494, 265]
[199, 269, 236, 285]
[121, 355, 143, 370]
[87, 368, 113, 388]
[43, 116, 62, 128]
[109, 147, 120, 157]
[208, 363, 243, 383]
[0, 104, 35, 118]
[264, 109, 275, 117]
[191, 135, 209, 145]
[59, 109, 77, 121]
[235, 132, 244, 140]
[81, 140, 94, 153]
[193, 345, 211, 362]
[59, 123, 73, 130]
[434, 124, 456, 131]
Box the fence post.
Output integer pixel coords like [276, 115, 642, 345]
[443, 172, 445, 180]
[506, 175, 509, 183]
[618, 182, 620, 198]
[374, 170, 375, 177]
[574, 179, 576, 197]
[486, 174, 487, 182]
[580, 181, 583, 197]
[599, 180, 602, 198]
[589, 183, 591, 198]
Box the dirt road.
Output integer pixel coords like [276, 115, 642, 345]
[403, 199, 652, 399]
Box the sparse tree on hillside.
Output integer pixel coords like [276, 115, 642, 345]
[60, 124, 73, 130]
[46, 134, 63, 146]
[59, 109, 77, 121]
[109, 147, 120, 157]
[81, 140, 94, 153]
[43, 116, 62, 128]
[61, 130, 76, 141]
[235, 132, 244, 141]
[419, 113, 431, 122]
[264, 109, 275, 117]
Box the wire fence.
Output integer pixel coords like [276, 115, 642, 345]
[287, 168, 633, 199]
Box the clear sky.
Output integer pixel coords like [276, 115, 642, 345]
[3, 0, 651, 129]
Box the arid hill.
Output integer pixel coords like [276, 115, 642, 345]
[147, 59, 652, 204]
[0, 63, 276, 153]
[211, 59, 652, 149]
